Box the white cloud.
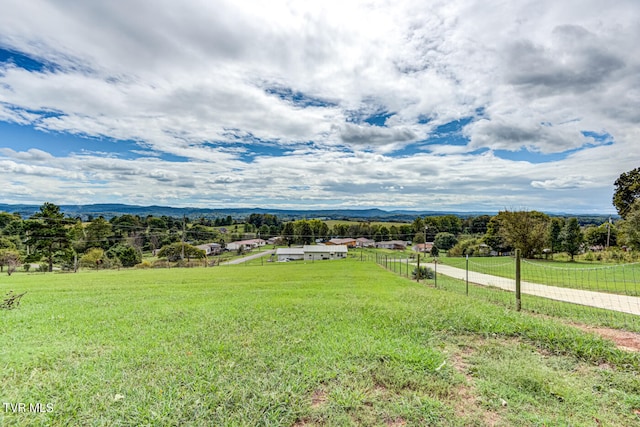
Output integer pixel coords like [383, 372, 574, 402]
[0, 0, 638, 213]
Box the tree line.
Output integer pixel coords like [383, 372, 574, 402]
[0, 166, 638, 272]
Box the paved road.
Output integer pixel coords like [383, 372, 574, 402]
[223, 250, 275, 265]
[427, 262, 640, 316]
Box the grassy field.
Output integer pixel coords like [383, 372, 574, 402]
[438, 255, 640, 296]
[2, 260, 640, 426]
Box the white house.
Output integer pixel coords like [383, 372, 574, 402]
[195, 242, 223, 256]
[275, 247, 305, 262]
[275, 245, 348, 262]
[376, 240, 408, 250]
[302, 245, 348, 261]
[226, 239, 266, 251]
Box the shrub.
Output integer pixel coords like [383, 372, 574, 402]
[135, 260, 153, 269]
[106, 244, 142, 268]
[448, 237, 484, 257]
[412, 266, 434, 280]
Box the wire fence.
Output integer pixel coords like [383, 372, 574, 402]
[374, 251, 640, 331]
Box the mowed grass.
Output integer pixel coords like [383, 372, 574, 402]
[440, 256, 640, 296]
[1, 261, 640, 426]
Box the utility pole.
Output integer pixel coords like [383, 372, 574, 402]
[181, 215, 186, 261]
[606, 216, 611, 249]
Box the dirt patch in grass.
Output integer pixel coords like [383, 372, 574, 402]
[311, 389, 328, 408]
[572, 324, 640, 352]
[449, 338, 503, 426]
[385, 417, 407, 426]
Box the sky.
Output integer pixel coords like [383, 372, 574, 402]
[0, 0, 638, 214]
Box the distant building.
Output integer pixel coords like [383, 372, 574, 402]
[327, 238, 357, 247]
[275, 247, 305, 261]
[275, 245, 348, 262]
[356, 237, 376, 248]
[226, 239, 266, 251]
[412, 242, 433, 253]
[195, 243, 223, 256]
[376, 240, 407, 250]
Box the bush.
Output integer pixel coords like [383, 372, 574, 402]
[135, 260, 153, 269]
[153, 260, 171, 268]
[448, 237, 484, 257]
[412, 266, 434, 280]
[106, 244, 142, 267]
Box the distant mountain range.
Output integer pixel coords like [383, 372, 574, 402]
[0, 203, 614, 224]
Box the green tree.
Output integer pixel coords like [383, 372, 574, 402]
[548, 218, 564, 254]
[436, 215, 462, 235]
[412, 217, 425, 234]
[560, 218, 584, 261]
[106, 244, 142, 267]
[430, 245, 440, 257]
[496, 210, 549, 258]
[619, 200, 640, 251]
[85, 217, 113, 250]
[282, 222, 295, 246]
[379, 226, 390, 241]
[25, 202, 71, 272]
[111, 214, 144, 237]
[0, 211, 21, 229]
[483, 216, 510, 254]
[0, 237, 17, 250]
[434, 232, 458, 251]
[468, 215, 491, 234]
[158, 242, 205, 262]
[294, 220, 313, 244]
[584, 222, 617, 248]
[79, 248, 106, 270]
[613, 167, 640, 219]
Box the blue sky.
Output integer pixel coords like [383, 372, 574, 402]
[1, 1, 639, 214]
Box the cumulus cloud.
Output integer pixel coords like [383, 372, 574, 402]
[337, 123, 418, 146]
[0, 0, 638, 213]
[504, 25, 625, 96]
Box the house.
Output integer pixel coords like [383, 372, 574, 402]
[303, 245, 348, 260]
[195, 242, 223, 256]
[226, 239, 266, 251]
[376, 240, 407, 250]
[356, 237, 376, 248]
[275, 245, 348, 262]
[275, 247, 305, 261]
[327, 238, 357, 247]
[412, 242, 434, 253]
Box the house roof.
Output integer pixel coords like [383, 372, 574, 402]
[276, 248, 305, 256]
[229, 239, 266, 246]
[195, 243, 221, 250]
[303, 245, 348, 253]
[377, 240, 407, 246]
[328, 238, 356, 245]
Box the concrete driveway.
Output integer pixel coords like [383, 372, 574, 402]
[428, 262, 640, 316]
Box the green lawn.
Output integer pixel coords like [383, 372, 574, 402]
[1, 261, 639, 426]
[438, 255, 640, 296]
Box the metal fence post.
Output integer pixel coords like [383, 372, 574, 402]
[434, 259, 437, 288]
[416, 253, 420, 282]
[465, 254, 469, 296]
[515, 248, 521, 311]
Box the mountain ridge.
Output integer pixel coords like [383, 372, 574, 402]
[0, 202, 614, 223]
